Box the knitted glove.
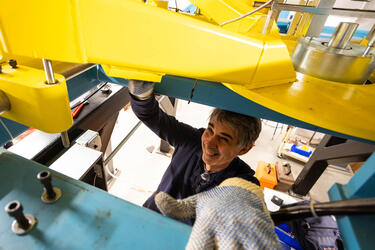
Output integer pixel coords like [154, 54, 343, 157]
[155, 177, 281, 250]
[128, 79, 154, 100]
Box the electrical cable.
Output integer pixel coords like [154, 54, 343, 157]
[0, 118, 14, 140]
[271, 197, 375, 225]
[174, 0, 178, 12]
[220, 0, 274, 27]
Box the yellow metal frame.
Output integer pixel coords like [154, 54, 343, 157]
[0, 0, 295, 88]
[0, 0, 374, 142]
[0, 64, 72, 133]
[224, 73, 375, 142]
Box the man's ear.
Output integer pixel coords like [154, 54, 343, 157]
[238, 143, 253, 156]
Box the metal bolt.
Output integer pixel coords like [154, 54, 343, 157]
[5, 201, 30, 229]
[37, 170, 56, 200]
[8, 59, 17, 69]
[37, 170, 62, 203]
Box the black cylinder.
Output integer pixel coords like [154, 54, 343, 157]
[5, 200, 30, 229]
[37, 170, 56, 199]
[8, 59, 17, 69]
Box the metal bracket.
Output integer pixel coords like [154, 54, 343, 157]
[290, 135, 375, 196]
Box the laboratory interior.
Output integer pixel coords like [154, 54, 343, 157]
[1, 0, 375, 249]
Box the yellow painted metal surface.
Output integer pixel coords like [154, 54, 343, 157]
[224, 73, 375, 142]
[148, 0, 169, 9]
[191, 0, 267, 33]
[190, 0, 296, 88]
[101, 65, 163, 82]
[0, 0, 295, 88]
[0, 0, 373, 142]
[0, 64, 72, 133]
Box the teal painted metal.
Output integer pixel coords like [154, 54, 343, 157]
[0, 118, 28, 146]
[98, 68, 375, 145]
[328, 152, 375, 250]
[1, 66, 374, 145]
[0, 149, 191, 249]
[66, 66, 102, 101]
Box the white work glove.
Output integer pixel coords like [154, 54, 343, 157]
[155, 177, 282, 250]
[128, 79, 155, 100]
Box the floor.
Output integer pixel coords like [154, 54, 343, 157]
[107, 98, 353, 207]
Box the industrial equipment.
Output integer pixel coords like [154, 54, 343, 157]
[0, 0, 375, 249]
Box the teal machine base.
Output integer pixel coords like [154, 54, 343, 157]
[1, 66, 374, 249]
[0, 149, 191, 249]
[329, 152, 375, 250]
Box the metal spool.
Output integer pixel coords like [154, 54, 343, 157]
[291, 22, 375, 84]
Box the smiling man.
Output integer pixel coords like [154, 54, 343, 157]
[128, 80, 261, 225]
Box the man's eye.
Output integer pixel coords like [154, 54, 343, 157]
[219, 137, 229, 143]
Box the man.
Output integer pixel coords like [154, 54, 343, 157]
[128, 80, 261, 224]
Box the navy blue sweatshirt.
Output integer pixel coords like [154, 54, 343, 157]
[130, 94, 259, 224]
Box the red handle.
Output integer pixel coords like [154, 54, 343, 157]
[72, 102, 85, 119]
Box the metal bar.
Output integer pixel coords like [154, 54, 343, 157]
[60, 131, 70, 148]
[328, 22, 359, 49]
[314, 141, 375, 162]
[363, 24, 375, 56]
[103, 121, 142, 166]
[290, 135, 375, 196]
[262, 6, 280, 34]
[305, 0, 335, 38]
[331, 8, 375, 18]
[290, 160, 328, 196]
[220, 0, 274, 27]
[42, 59, 70, 147]
[42, 59, 56, 84]
[273, 4, 375, 18]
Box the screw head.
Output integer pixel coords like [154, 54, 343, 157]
[37, 170, 51, 181]
[5, 200, 23, 218]
[8, 59, 17, 69]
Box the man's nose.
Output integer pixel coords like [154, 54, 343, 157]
[205, 135, 218, 148]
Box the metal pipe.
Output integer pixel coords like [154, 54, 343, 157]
[363, 24, 375, 56]
[262, 8, 280, 35]
[42, 59, 56, 84]
[271, 4, 375, 19]
[60, 131, 70, 148]
[220, 0, 274, 27]
[0, 90, 10, 115]
[103, 121, 142, 166]
[327, 22, 359, 49]
[42, 59, 70, 147]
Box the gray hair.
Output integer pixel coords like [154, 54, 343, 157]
[209, 108, 261, 148]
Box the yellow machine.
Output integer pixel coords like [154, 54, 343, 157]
[1, 1, 375, 249]
[0, 0, 374, 141]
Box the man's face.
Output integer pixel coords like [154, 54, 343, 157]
[201, 118, 251, 172]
